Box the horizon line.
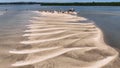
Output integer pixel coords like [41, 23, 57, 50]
[0, 1, 120, 3]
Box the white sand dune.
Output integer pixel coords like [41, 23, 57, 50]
[20, 33, 79, 44]
[25, 24, 47, 27]
[10, 39, 81, 55]
[12, 47, 97, 67]
[9, 11, 119, 68]
[87, 28, 119, 68]
[86, 54, 118, 68]
[27, 24, 95, 29]
[23, 30, 66, 37]
[26, 23, 94, 27]
[64, 22, 94, 25]
[32, 17, 87, 21]
[9, 47, 61, 54]
[27, 25, 56, 29]
[24, 27, 66, 32]
[32, 16, 84, 19]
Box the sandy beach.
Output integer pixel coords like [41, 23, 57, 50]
[0, 11, 119, 68]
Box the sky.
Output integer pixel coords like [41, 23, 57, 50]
[0, 0, 120, 2]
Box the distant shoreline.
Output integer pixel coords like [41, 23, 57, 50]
[0, 2, 120, 6]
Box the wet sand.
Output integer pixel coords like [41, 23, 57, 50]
[0, 11, 5, 16]
[0, 11, 119, 68]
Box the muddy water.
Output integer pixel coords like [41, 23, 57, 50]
[0, 11, 36, 68]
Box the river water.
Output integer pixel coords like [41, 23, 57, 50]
[0, 5, 120, 49]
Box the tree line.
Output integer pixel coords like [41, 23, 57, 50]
[40, 2, 120, 6]
[0, 2, 120, 6]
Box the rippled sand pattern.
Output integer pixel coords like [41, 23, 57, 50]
[1, 11, 119, 68]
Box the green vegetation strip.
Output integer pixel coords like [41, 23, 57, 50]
[0, 2, 120, 6]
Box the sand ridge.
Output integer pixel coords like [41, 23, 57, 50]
[9, 11, 119, 68]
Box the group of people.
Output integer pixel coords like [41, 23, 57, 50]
[40, 8, 77, 15]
